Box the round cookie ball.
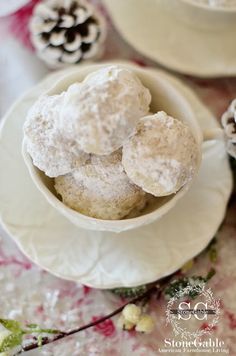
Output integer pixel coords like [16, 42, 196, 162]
[24, 95, 89, 177]
[59, 65, 151, 155]
[54, 150, 147, 220]
[122, 111, 199, 197]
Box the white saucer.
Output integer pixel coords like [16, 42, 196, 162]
[0, 0, 30, 17]
[0, 65, 232, 288]
[103, 0, 236, 77]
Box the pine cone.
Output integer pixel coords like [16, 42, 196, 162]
[30, 0, 106, 68]
[221, 99, 236, 159]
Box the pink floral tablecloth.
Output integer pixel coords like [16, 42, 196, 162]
[0, 1, 236, 355]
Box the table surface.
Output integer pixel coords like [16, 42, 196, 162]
[0, 1, 236, 355]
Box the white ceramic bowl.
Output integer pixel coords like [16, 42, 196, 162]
[183, 0, 236, 12]
[22, 62, 203, 233]
[103, 1, 236, 77]
[169, 0, 236, 30]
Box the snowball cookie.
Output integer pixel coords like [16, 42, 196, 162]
[54, 150, 147, 220]
[122, 111, 199, 197]
[59, 65, 151, 155]
[24, 95, 89, 177]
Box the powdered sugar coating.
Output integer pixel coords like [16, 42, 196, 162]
[24, 95, 89, 177]
[122, 112, 199, 197]
[54, 150, 147, 220]
[59, 65, 151, 155]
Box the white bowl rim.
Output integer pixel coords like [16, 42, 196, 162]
[181, 0, 236, 12]
[22, 138, 192, 230]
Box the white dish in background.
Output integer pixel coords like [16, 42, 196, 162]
[0, 0, 30, 17]
[183, 0, 236, 11]
[22, 62, 202, 233]
[103, 0, 236, 77]
[0, 64, 232, 288]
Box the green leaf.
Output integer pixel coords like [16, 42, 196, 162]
[36, 329, 61, 334]
[37, 335, 43, 347]
[111, 285, 148, 298]
[209, 247, 217, 263]
[205, 268, 216, 281]
[0, 333, 22, 353]
[206, 237, 218, 263]
[164, 269, 216, 300]
[26, 324, 38, 329]
[26, 325, 61, 335]
[164, 276, 206, 300]
[0, 320, 21, 333]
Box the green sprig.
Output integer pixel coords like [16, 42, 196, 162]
[37, 335, 43, 347]
[164, 268, 216, 300]
[206, 237, 218, 263]
[0, 320, 61, 355]
[0, 320, 21, 334]
[0, 333, 23, 353]
[25, 325, 61, 334]
[111, 285, 148, 298]
[0, 268, 216, 355]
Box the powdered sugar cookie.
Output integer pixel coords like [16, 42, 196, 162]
[24, 95, 89, 177]
[55, 150, 147, 219]
[59, 65, 151, 155]
[122, 111, 199, 197]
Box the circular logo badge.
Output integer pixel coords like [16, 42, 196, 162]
[166, 282, 220, 339]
